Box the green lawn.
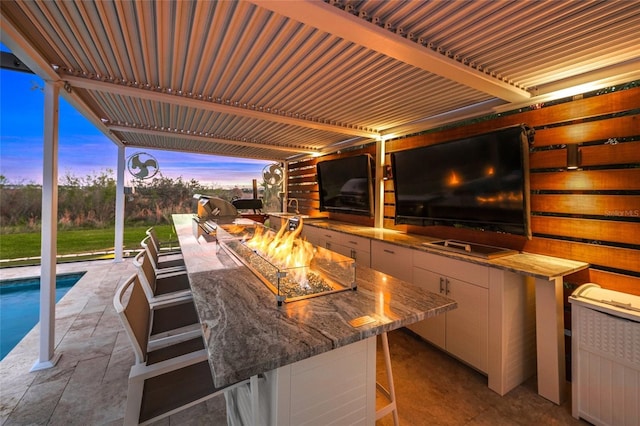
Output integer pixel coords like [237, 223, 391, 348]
[0, 224, 177, 263]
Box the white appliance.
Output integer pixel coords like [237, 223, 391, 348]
[569, 283, 640, 426]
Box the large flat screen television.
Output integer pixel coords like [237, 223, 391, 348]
[317, 154, 374, 217]
[391, 125, 532, 237]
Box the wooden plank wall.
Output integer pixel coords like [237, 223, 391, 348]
[288, 85, 640, 296]
[287, 146, 377, 226]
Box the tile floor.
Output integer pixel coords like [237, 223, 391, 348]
[0, 259, 586, 425]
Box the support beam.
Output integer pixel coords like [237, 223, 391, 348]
[250, 0, 531, 103]
[62, 75, 379, 140]
[32, 81, 61, 372]
[494, 58, 640, 114]
[0, 15, 59, 81]
[381, 99, 506, 140]
[108, 125, 319, 156]
[0, 51, 33, 74]
[114, 145, 126, 263]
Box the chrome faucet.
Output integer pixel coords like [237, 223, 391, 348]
[287, 198, 299, 214]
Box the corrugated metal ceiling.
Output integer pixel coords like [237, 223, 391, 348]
[1, 0, 639, 162]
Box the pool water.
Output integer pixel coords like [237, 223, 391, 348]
[0, 272, 85, 360]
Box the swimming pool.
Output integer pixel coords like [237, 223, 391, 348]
[0, 272, 85, 360]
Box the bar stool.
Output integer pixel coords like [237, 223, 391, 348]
[141, 235, 185, 274]
[146, 226, 181, 255]
[133, 250, 191, 305]
[376, 332, 399, 426]
[114, 273, 249, 425]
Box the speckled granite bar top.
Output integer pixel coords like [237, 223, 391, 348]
[173, 214, 457, 388]
[303, 219, 589, 280]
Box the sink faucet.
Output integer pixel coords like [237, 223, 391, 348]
[287, 198, 299, 214]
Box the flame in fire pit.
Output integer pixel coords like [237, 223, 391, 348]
[244, 218, 315, 287]
[219, 219, 355, 303]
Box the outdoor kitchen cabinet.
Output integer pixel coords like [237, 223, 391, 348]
[370, 240, 413, 282]
[302, 226, 371, 267]
[411, 252, 489, 373]
[328, 232, 371, 268]
[256, 216, 579, 401]
[300, 223, 324, 247]
[410, 249, 537, 396]
[290, 218, 586, 402]
[268, 215, 282, 231]
[300, 225, 328, 248]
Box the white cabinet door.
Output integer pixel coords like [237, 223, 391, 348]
[412, 255, 489, 373]
[411, 267, 446, 349]
[370, 240, 413, 282]
[347, 246, 371, 268]
[445, 277, 488, 373]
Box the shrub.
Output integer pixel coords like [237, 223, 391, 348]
[0, 170, 244, 232]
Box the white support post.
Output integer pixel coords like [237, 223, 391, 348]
[374, 138, 385, 228]
[535, 276, 567, 404]
[32, 81, 61, 371]
[282, 161, 288, 212]
[114, 145, 126, 262]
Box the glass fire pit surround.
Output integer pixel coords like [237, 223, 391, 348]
[218, 223, 356, 305]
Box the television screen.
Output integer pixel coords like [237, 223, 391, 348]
[391, 125, 531, 237]
[317, 154, 374, 217]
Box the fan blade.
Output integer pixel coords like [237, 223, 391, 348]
[131, 155, 143, 169]
[143, 159, 158, 169]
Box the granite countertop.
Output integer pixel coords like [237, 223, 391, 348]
[173, 214, 457, 388]
[299, 218, 589, 280]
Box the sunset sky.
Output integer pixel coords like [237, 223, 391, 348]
[0, 45, 272, 188]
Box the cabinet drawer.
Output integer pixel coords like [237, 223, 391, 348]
[413, 250, 489, 288]
[318, 230, 339, 241]
[334, 233, 370, 253]
[371, 240, 413, 282]
[301, 225, 322, 241]
[304, 226, 338, 242]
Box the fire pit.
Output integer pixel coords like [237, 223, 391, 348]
[217, 220, 356, 305]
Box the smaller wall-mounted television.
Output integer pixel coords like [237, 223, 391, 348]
[391, 125, 532, 238]
[317, 154, 374, 217]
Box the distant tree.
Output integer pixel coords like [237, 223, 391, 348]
[0, 170, 265, 232]
[0, 182, 42, 229]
